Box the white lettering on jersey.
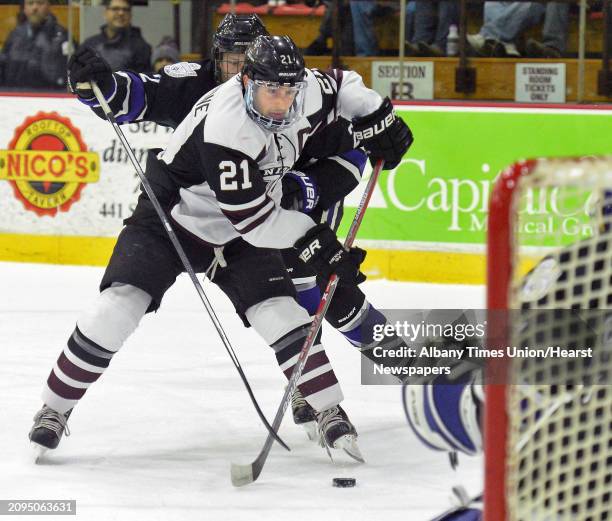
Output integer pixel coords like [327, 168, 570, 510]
[161, 86, 221, 165]
[315, 73, 334, 95]
[219, 160, 252, 191]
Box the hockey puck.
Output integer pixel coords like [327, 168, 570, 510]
[332, 478, 356, 488]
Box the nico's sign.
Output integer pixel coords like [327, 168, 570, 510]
[515, 63, 566, 103]
[372, 61, 434, 100]
[0, 112, 100, 216]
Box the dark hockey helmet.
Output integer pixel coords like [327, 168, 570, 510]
[213, 14, 269, 82]
[242, 35, 307, 132]
[242, 35, 306, 85]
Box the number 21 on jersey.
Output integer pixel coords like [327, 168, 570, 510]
[219, 160, 252, 191]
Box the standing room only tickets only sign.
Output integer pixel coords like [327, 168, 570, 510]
[1, 94, 612, 282]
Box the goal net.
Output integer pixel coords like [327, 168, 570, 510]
[484, 157, 612, 521]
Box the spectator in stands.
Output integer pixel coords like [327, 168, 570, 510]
[405, 0, 459, 57]
[524, 2, 569, 58]
[405, 1, 416, 44]
[467, 2, 569, 58]
[80, 0, 151, 72]
[151, 36, 179, 73]
[304, 0, 354, 56]
[0, 0, 70, 89]
[350, 0, 378, 56]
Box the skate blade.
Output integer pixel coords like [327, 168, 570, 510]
[301, 421, 317, 442]
[31, 443, 48, 464]
[333, 435, 365, 464]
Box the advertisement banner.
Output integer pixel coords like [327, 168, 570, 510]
[2, 96, 612, 277]
[0, 96, 171, 238]
[341, 105, 612, 250]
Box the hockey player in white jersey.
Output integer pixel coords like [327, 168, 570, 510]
[29, 35, 412, 461]
[65, 14, 409, 435]
[158, 33, 411, 447]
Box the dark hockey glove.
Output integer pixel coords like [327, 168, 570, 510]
[294, 224, 366, 285]
[352, 97, 414, 170]
[281, 171, 320, 213]
[67, 46, 114, 98]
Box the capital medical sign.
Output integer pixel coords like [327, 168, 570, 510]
[340, 104, 612, 248]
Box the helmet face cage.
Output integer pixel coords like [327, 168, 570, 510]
[241, 35, 307, 131]
[212, 14, 268, 83]
[215, 48, 247, 83]
[244, 78, 307, 132]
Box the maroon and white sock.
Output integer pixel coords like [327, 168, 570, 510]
[42, 326, 114, 414]
[41, 284, 152, 414]
[273, 326, 343, 412]
[246, 296, 344, 412]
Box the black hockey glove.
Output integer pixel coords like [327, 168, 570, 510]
[352, 97, 414, 170]
[281, 171, 320, 213]
[294, 224, 366, 285]
[67, 47, 114, 98]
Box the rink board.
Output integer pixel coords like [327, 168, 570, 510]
[1, 94, 611, 284]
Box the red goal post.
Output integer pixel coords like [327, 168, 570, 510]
[484, 157, 612, 521]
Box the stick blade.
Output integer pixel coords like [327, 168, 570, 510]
[231, 461, 259, 487]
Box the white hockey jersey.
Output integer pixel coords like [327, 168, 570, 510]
[160, 68, 381, 248]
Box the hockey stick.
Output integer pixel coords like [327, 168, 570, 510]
[88, 81, 289, 452]
[230, 158, 385, 487]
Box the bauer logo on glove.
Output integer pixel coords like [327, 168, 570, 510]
[295, 224, 367, 285]
[352, 97, 414, 170]
[298, 238, 322, 262]
[281, 170, 320, 213]
[353, 111, 395, 142]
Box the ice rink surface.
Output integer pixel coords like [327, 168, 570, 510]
[1, 262, 485, 521]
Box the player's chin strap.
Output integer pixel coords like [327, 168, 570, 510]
[87, 80, 290, 453]
[230, 158, 385, 487]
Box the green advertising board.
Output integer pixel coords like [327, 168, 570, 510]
[341, 106, 612, 250]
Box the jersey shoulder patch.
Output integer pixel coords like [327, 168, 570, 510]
[163, 62, 202, 78]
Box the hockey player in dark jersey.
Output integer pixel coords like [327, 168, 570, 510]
[29, 32, 411, 460]
[68, 13, 268, 127]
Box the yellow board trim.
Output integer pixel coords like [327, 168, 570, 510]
[0, 233, 488, 285]
[363, 248, 486, 285]
[0, 233, 116, 267]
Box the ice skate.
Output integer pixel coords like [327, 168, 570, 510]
[291, 388, 317, 441]
[29, 405, 71, 460]
[316, 405, 364, 463]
